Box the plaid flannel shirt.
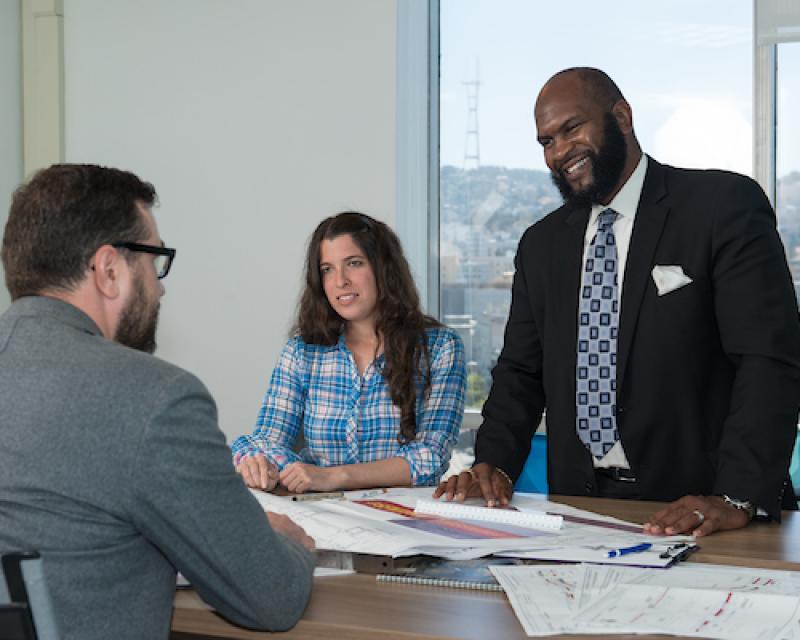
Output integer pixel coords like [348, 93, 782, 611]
[231, 326, 466, 486]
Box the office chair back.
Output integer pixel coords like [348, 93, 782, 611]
[0, 552, 61, 640]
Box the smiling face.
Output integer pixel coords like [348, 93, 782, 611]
[319, 233, 379, 329]
[535, 72, 635, 206]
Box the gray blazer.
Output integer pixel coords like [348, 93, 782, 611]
[0, 296, 314, 640]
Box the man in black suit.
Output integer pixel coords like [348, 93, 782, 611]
[436, 67, 800, 536]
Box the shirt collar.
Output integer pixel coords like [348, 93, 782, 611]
[336, 332, 386, 369]
[590, 153, 648, 223]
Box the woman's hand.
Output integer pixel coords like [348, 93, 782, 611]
[235, 453, 280, 491]
[280, 462, 343, 494]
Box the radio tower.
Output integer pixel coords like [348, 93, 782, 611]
[463, 61, 481, 170]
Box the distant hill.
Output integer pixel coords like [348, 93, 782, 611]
[441, 165, 561, 238]
[442, 165, 799, 260]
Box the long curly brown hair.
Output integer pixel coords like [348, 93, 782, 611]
[295, 212, 441, 443]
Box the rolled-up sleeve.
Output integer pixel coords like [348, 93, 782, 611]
[231, 338, 306, 470]
[396, 329, 466, 485]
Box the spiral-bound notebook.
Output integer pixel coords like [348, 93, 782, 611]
[375, 557, 527, 592]
[377, 574, 504, 591]
[414, 499, 563, 532]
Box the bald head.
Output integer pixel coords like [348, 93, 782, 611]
[536, 67, 624, 115]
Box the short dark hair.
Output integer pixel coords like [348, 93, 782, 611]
[2, 164, 156, 300]
[552, 67, 625, 109]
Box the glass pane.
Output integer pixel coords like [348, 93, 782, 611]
[440, 0, 753, 415]
[777, 42, 800, 306]
[776, 42, 800, 492]
[153, 254, 168, 278]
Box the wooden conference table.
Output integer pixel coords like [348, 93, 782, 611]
[170, 495, 800, 640]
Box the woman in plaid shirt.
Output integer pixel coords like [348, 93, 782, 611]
[232, 212, 466, 493]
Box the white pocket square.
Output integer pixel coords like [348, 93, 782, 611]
[651, 265, 693, 296]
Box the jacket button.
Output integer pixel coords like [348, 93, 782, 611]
[585, 482, 593, 493]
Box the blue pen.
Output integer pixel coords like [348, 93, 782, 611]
[607, 543, 652, 558]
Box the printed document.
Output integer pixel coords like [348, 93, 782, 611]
[251, 487, 561, 559]
[491, 563, 800, 638]
[251, 487, 692, 562]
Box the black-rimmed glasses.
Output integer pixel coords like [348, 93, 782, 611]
[112, 242, 176, 279]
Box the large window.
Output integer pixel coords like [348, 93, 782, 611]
[439, 0, 754, 412]
[777, 42, 800, 302]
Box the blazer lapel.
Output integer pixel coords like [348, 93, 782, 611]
[617, 159, 670, 390]
[560, 204, 591, 379]
[564, 204, 590, 293]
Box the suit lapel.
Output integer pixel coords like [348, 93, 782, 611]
[617, 159, 670, 390]
[560, 204, 591, 377]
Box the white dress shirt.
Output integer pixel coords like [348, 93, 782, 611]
[579, 153, 648, 469]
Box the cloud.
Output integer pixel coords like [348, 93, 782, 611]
[653, 99, 752, 175]
[630, 23, 750, 50]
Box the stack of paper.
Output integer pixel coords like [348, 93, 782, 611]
[250, 487, 692, 564]
[499, 492, 695, 567]
[491, 563, 800, 638]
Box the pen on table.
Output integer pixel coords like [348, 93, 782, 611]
[607, 542, 652, 558]
[291, 491, 344, 502]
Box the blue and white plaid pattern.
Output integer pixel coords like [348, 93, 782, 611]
[231, 327, 466, 486]
[576, 208, 619, 458]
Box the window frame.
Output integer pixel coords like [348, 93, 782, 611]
[395, 0, 441, 318]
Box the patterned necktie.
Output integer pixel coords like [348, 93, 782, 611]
[576, 208, 619, 458]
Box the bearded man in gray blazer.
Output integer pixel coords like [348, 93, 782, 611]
[0, 164, 315, 640]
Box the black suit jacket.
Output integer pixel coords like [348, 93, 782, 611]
[475, 157, 800, 518]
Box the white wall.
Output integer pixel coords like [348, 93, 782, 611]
[0, 0, 22, 312]
[63, 0, 397, 440]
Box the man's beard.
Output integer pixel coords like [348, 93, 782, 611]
[551, 112, 628, 206]
[116, 272, 159, 354]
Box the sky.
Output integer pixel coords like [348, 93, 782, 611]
[440, 0, 799, 179]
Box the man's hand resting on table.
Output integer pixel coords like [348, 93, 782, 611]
[643, 495, 751, 537]
[266, 512, 316, 551]
[236, 453, 280, 491]
[432, 462, 513, 507]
